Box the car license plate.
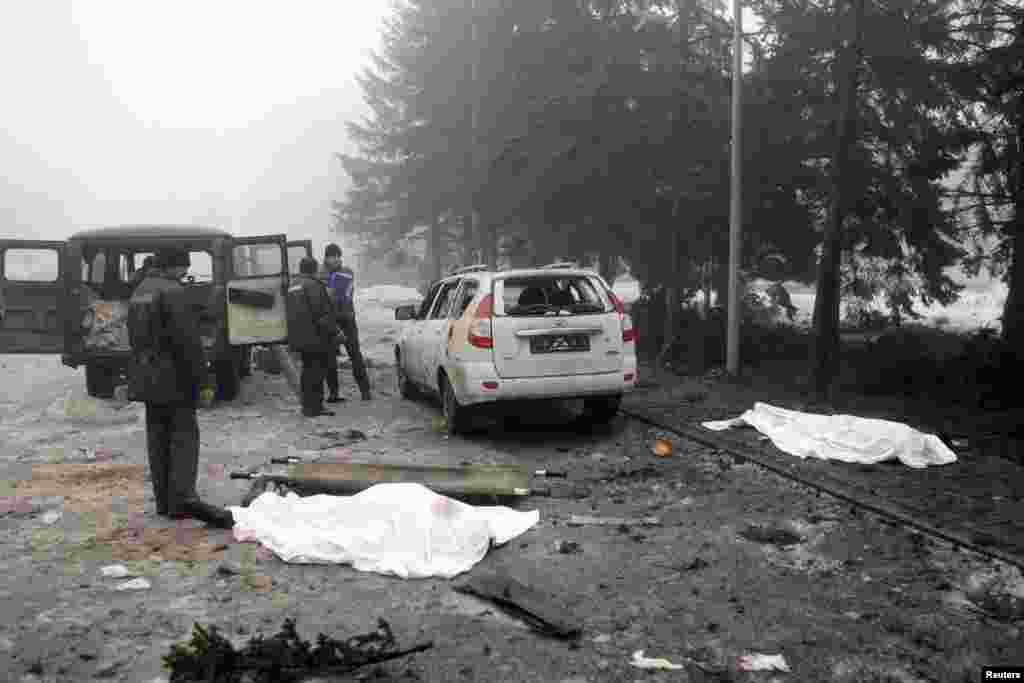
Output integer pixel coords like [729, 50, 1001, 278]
[530, 334, 590, 354]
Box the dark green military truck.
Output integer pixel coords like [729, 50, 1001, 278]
[0, 225, 312, 400]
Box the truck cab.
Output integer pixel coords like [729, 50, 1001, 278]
[0, 226, 312, 400]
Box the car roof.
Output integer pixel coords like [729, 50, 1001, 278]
[441, 267, 602, 283]
[68, 225, 232, 241]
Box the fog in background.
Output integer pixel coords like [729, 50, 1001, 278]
[0, 0, 390, 257]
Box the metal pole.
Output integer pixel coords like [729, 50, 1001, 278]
[726, 0, 743, 376]
[470, 0, 482, 265]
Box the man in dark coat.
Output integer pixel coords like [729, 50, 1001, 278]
[126, 248, 233, 528]
[288, 256, 338, 417]
[320, 243, 371, 401]
[129, 255, 155, 290]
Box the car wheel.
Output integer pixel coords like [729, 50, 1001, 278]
[582, 395, 622, 425]
[441, 375, 469, 436]
[396, 353, 417, 400]
[85, 364, 116, 399]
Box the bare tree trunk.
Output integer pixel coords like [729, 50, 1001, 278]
[484, 224, 499, 268]
[460, 213, 475, 265]
[599, 253, 618, 286]
[703, 257, 713, 318]
[1001, 121, 1024, 349]
[657, 200, 683, 366]
[811, 0, 864, 401]
[430, 212, 443, 281]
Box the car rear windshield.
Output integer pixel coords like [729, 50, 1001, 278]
[497, 275, 609, 316]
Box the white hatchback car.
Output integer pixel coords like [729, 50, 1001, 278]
[393, 263, 638, 434]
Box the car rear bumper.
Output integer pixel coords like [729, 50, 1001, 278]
[453, 357, 638, 406]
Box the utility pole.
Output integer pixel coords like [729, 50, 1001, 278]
[470, 0, 487, 266]
[726, 0, 743, 376]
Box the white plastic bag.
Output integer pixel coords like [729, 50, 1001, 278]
[228, 483, 540, 579]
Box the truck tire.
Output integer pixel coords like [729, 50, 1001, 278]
[238, 347, 252, 378]
[215, 358, 241, 402]
[85, 364, 116, 399]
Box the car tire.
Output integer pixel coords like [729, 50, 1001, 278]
[441, 374, 470, 436]
[215, 358, 241, 402]
[395, 353, 417, 400]
[85, 364, 116, 399]
[582, 395, 622, 425]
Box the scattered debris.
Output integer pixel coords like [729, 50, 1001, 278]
[739, 524, 803, 547]
[346, 429, 368, 441]
[115, 578, 151, 591]
[630, 650, 683, 670]
[453, 571, 582, 639]
[652, 439, 673, 457]
[40, 509, 62, 525]
[554, 540, 581, 554]
[963, 566, 1024, 622]
[244, 574, 274, 592]
[216, 563, 241, 577]
[737, 653, 790, 672]
[162, 618, 432, 683]
[592, 634, 612, 644]
[568, 515, 661, 527]
[100, 564, 133, 579]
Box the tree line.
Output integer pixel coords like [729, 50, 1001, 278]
[335, 0, 1022, 395]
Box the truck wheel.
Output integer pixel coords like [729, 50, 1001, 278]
[238, 347, 252, 378]
[85, 364, 116, 399]
[215, 359, 241, 402]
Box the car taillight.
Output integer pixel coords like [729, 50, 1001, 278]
[468, 294, 494, 349]
[608, 292, 636, 343]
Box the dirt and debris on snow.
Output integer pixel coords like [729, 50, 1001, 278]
[2, 311, 1023, 681]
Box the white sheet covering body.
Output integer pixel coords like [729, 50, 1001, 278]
[701, 402, 957, 468]
[228, 482, 540, 579]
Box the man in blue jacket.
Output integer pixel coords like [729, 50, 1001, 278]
[321, 244, 371, 401]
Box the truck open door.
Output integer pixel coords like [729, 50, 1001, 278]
[226, 235, 289, 345]
[0, 239, 66, 353]
[286, 240, 313, 276]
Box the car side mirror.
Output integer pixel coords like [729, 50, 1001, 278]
[395, 305, 416, 321]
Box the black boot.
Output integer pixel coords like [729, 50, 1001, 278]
[181, 500, 235, 529]
[326, 395, 346, 404]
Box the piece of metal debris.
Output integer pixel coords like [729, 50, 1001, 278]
[737, 653, 790, 672]
[101, 564, 133, 579]
[630, 650, 683, 670]
[115, 578, 151, 591]
[739, 524, 803, 547]
[568, 515, 661, 527]
[453, 571, 582, 640]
